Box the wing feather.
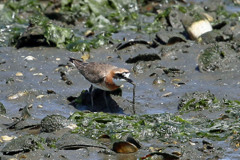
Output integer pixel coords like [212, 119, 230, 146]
[70, 57, 117, 84]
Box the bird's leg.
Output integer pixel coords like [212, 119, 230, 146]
[132, 83, 136, 114]
[89, 85, 94, 111]
[103, 91, 110, 112]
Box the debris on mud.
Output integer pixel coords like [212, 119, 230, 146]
[163, 67, 184, 77]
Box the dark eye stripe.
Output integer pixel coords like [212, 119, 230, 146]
[114, 72, 127, 79]
[114, 74, 124, 79]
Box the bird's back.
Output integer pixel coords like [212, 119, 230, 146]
[69, 57, 117, 84]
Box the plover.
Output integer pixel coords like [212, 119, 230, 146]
[69, 57, 136, 113]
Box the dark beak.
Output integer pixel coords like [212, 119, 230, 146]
[126, 78, 135, 85]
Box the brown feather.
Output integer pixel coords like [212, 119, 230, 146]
[105, 70, 120, 91]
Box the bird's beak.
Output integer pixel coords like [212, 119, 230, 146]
[126, 78, 135, 85]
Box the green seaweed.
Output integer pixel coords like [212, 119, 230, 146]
[142, 7, 171, 34]
[69, 112, 192, 141]
[178, 91, 218, 111]
[27, 15, 74, 48]
[45, 24, 74, 48]
[1, 0, 239, 51]
[178, 6, 187, 14]
[69, 95, 240, 144]
[66, 32, 111, 52]
[1, 0, 138, 51]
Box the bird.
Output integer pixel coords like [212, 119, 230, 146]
[69, 57, 135, 113]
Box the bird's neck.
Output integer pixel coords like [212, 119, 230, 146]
[105, 72, 120, 91]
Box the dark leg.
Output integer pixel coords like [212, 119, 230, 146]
[132, 84, 136, 114]
[89, 85, 94, 111]
[103, 91, 110, 112]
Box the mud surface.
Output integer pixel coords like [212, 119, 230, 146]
[1, 39, 239, 160]
[0, 0, 240, 159]
[1, 44, 238, 116]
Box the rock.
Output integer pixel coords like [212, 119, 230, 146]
[126, 136, 141, 149]
[56, 133, 105, 150]
[152, 76, 166, 86]
[168, 10, 184, 29]
[112, 141, 138, 153]
[187, 19, 212, 40]
[15, 24, 49, 49]
[200, 30, 221, 44]
[2, 134, 41, 155]
[198, 43, 240, 72]
[182, 11, 213, 40]
[155, 29, 187, 45]
[0, 102, 6, 115]
[125, 53, 161, 63]
[41, 115, 70, 133]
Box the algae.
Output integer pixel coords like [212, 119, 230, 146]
[69, 93, 240, 145]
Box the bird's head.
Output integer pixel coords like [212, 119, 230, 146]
[112, 68, 134, 87]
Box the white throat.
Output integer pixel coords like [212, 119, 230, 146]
[122, 72, 130, 78]
[112, 78, 127, 87]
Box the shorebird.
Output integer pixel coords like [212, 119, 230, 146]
[69, 57, 136, 113]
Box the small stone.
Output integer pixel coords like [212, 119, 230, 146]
[8, 91, 28, 100]
[33, 73, 43, 76]
[1, 135, 15, 142]
[29, 68, 36, 71]
[84, 30, 94, 37]
[37, 105, 43, 108]
[66, 124, 77, 130]
[36, 95, 45, 99]
[153, 77, 166, 86]
[24, 56, 36, 61]
[189, 141, 196, 145]
[162, 92, 172, 97]
[172, 151, 182, 156]
[16, 72, 23, 77]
